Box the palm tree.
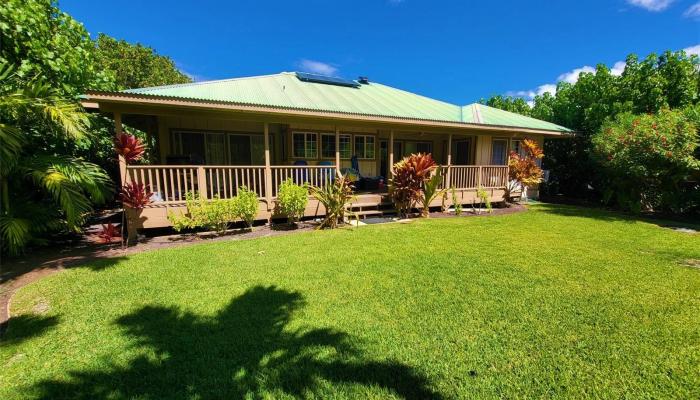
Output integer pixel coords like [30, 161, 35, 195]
[0, 63, 112, 255]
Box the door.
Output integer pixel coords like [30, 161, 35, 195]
[228, 135, 252, 165]
[452, 139, 471, 165]
[380, 140, 403, 178]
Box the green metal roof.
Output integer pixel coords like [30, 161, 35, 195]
[122, 72, 571, 133]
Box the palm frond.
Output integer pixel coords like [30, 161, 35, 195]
[0, 216, 32, 256]
[19, 156, 113, 229]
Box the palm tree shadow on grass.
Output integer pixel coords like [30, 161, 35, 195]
[33, 285, 444, 399]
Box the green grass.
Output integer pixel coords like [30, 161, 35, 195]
[2, 204, 699, 399]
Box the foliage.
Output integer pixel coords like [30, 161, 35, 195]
[96, 223, 120, 243]
[506, 139, 544, 202]
[4, 204, 700, 399]
[232, 186, 259, 229]
[419, 166, 446, 217]
[114, 133, 146, 164]
[119, 183, 152, 210]
[592, 108, 700, 213]
[0, 63, 112, 255]
[485, 49, 700, 204]
[475, 187, 492, 214]
[309, 175, 356, 229]
[168, 188, 257, 234]
[451, 186, 462, 216]
[389, 153, 437, 218]
[276, 179, 308, 224]
[168, 192, 237, 234]
[94, 34, 191, 90]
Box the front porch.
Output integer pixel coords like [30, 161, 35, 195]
[125, 163, 509, 231]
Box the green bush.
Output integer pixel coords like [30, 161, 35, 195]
[592, 107, 699, 213]
[476, 187, 492, 214]
[232, 186, 258, 230]
[276, 179, 308, 224]
[309, 175, 356, 229]
[451, 186, 462, 216]
[168, 192, 236, 234]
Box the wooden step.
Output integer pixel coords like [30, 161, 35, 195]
[349, 210, 383, 217]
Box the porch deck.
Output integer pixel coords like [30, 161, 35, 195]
[126, 164, 509, 232]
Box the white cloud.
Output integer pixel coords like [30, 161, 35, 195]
[557, 66, 596, 84]
[684, 2, 700, 18]
[684, 44, 700, 56]
[536, 84, 557, 96]
[610, 61, 627, 76]
[296, 59, 338, 76]
[626, 0, 674, 11]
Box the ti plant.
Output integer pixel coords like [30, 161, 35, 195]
[389, 153, 437, 218]
[119, 182, 153, 209]
[309, 175, 356, 229]
[507, 138, 544, 202]
[420, 166, 447, 217]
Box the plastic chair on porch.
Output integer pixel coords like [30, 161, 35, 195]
[293, 160, 308, 185]
[318, 160, 335, 186]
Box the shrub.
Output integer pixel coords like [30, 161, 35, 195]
[475, 187, 492, 214]
[389, 153, 436, 218]
[168, 192, 236, 234]
[276, 178, 308, 224]
[451, 186, 462, 216]
[592, 108, 699, 213]
[232, 186, 258, 229]
[507, 138, 544, 202]
[419, 166, 446, 217]
[309, 175, 356, 229]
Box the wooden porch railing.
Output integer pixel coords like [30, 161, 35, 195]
[439, 165, 509, 190]
[126, 164, 337, 204]
[125, 164, 508, 204]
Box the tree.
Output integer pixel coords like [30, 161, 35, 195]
[486, 49, 700, 205]
[0, 65, 112, 254]
[591, 107, 699, 213]
[480, 95, 532, 116]
[94, 34, 191, 90]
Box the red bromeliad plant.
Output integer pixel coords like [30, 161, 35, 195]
[119, 182, 153, 209]
[389, 153, 437, 218]
[114, 132, 146, 163]
[506, 138, 544, 201]
[96, 223, 121, 243]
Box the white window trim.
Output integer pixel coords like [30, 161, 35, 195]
[320, 133, 352, 159]
[354, 134, 376, 160]
[292, 131, 318, 159]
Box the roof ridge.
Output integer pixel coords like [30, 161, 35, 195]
[123, 72, 287, 93]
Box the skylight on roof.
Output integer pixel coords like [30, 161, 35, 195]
[295, 72, 359, 88]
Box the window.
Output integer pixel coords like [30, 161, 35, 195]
[171, 131, 206, 164]
[510, 139, 528, 158]
[292, 132, 317, 158]
[354, 135, 375, 159]
[491, 139, 508, 165]
[404, 141, 432, 156]
[321, 134, 352, 159]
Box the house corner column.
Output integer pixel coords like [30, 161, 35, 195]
[264, 122, 273, 210]
[335, 126, 341, 175]
[389, 130, 394, 176]
[114, 112, 126, 185]
[445, 133, 452, 189]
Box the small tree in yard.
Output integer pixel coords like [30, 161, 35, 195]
[592, 108, 699, 213]
[506, 139, 544, 202]
[309, 175, 356, 229]
[276, 179, 308, 225]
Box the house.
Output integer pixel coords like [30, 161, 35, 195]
[81, 72, 571, 238]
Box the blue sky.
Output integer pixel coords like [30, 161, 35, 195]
[63, 0, 699, 105]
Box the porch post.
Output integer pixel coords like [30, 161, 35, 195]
[114, 112, 127, 185]
[264, 122, 273, 210]
[389, 130, 394, 175]
[445, 133, 452, 189]
[335, 126, 341, 175]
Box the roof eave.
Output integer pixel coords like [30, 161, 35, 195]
[82, 91, 572, 136]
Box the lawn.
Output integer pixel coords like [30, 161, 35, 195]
[1, 204, 699, 399]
